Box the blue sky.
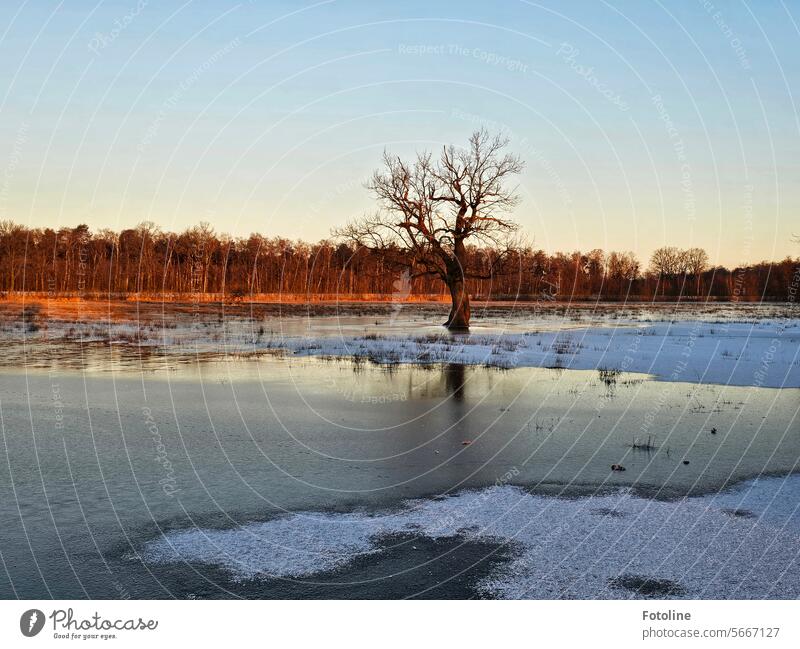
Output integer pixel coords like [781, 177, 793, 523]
[0, 0, 798, 265]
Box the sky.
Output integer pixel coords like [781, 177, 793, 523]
[0, 0, 798, 266]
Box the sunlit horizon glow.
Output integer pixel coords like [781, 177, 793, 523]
[0, 0, 797, 267]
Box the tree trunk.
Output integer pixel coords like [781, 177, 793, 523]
[444, 238, 470, 329]
[445, 277, 470, 330]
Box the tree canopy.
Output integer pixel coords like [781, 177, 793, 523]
[335, 130, 526, 328]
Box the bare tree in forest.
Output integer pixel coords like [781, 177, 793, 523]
[649, 246, 685, 296]
[649, 246, 711, 297]
[0, 221, 25, 292]
[334, 129, 524, 329]
[606, 251, 639, 296]
[684, 247, 709, 295]
[1, 219, 793, 300]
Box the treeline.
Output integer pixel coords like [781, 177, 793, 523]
[0, 221, 797, 301]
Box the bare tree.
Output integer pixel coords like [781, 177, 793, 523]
[649, 246, 684, 296]
[0, 220, 25, 292]
[0, 219, 794, 300]
[649, 246, 711, 297]
[684, 247, 709, 295]
[188, 221, 217, 293]
[606, 251, 639, 296]
[334, 129, 524, 329]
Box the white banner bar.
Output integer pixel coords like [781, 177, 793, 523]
[1, 600, 797, 648]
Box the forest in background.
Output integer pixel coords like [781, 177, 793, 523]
[0, 220, 797, 302]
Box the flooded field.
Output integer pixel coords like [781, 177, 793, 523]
[2, 299, 798, 385]
[0, 301, 797, 598]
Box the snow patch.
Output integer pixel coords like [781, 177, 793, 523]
[141, 475, 800, 598]
[8, 307, 798, 387]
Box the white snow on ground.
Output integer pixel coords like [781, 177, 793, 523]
[696, 474, 800, 534]
[6, 309, 799, 386]
[279, 321, 800, 388]
[141, 475, 800, 599]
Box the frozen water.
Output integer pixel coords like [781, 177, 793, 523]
[141, 476, 800, 598]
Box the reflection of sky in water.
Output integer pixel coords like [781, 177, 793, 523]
[0, 346, 797, 598]
[1, 356, 797, 504]
[0, 310, 604, 374]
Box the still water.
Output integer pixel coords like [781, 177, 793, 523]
[0, 351, 797, 598]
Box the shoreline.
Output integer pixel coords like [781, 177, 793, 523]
[1, 294, 794, 307]
[2, 314, 798, 388]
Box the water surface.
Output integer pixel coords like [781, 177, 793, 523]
[0, 351, 797, 598]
